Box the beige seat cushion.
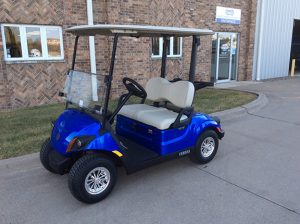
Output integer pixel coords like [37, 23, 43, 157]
[119, 104, 187, 130]
[136, 109, 187, 130]
[119, 104, 167, 121]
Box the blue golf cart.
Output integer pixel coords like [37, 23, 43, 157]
[40, 24, 225, 203]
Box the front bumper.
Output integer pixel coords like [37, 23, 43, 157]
[218, 129, 225, 139]
[49, 149, 72, 175]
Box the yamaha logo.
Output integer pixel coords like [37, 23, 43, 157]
[179, 150, 191, 157]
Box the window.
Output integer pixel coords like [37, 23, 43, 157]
[3, 26, 22, 58]
[1, 24, 64, 61]
[151, 37, 182, 58]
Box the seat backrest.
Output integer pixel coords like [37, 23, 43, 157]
[145, 77, 195, 108]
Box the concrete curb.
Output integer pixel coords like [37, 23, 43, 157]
[210, 92, 268, 122]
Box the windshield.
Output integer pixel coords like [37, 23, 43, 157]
[63, 70, 107, 110]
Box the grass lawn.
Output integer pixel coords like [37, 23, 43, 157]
[0, 88, 256, 160]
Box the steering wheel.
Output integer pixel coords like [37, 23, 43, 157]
[123, 77, 147, 99]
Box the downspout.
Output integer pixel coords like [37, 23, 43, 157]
[87, 0, 98, 101]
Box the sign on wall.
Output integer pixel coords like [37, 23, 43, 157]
[216, 6, 241, 25]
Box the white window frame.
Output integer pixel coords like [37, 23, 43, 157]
[151, 37, 183, 58]
[1, 24, 64, 62]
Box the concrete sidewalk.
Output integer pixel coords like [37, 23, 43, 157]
[1, 78, 300, 224]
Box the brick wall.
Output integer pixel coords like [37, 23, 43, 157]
[0, 0, 91, 109]
[0, 0, 257, 109]
[91, 0, 258, 97]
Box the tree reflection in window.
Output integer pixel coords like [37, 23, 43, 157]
[26, 27, 43, 57]
[46, 28, 61, 57]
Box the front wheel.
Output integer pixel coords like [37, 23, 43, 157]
[68, 154, 117, 204]
[189, 130, 219, 164]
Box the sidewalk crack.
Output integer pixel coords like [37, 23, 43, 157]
[195, 166, 300, 216]
[241, 106, 300, 126]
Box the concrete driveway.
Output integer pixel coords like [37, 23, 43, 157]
[1, 78, 300, 224]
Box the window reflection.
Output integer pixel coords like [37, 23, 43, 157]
[46, 28, 61, 57]
[4, 26, 22, 58]
[26, 27, 42, 57]
[152, 37, 160, 56]
[173, 37, 180, 55]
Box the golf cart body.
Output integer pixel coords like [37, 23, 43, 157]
[41, 24, 224, 203]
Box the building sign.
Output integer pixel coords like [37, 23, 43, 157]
[216, 6, 241, 25]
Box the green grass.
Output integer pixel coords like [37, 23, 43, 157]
[194, 88, 257, 114]
[0, 89, 256, 160]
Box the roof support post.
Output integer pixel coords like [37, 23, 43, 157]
[71, 36, 79, 70]
[161, 36, 169, 78]
[103, 33, 119, 120]
[189, 35, 200, 82]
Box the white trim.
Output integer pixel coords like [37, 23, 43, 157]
[170, 37, 174, 55]
[41, 27, 48, 58]
[1, 24, 64, 62]
[253, 0, 264, 81]
[216, 34, 220, 81]
[151, 37, 183, 58]
[20, 26, 28, 59]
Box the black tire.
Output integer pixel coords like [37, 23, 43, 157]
[68, 154, 117, 204]
[40, 138, 58, 173]
[189, 130, 219, 164]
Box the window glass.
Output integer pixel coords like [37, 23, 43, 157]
[151, 37, 182, 58]
[173, 37, 180, 55]
[2, 24, 63, 61]
[26, 27, 43, 57]
[4, 26, 22, 58]
[152, 37, 160, 56]
[46, 28, 61, 57]
[166, 38, 171, 55]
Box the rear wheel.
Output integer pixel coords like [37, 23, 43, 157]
[189, 130, 219, 164]
[40, 138, 58, 173]
[68, 154, 117, 204]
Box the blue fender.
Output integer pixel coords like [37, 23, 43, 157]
[188, 112, 221, 146]
[51, 109, 122, 157]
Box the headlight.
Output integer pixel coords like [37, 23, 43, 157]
[66, 135, 95, 153]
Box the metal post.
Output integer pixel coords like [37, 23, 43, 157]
[291, 59, 296, 77]
[189, 35, 200, 82]
[71, 36, 79, 70]
[161, 36, 169, 78]
[103, 33, 119, 119]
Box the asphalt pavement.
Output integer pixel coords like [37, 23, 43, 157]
[1, 78, 300, 224]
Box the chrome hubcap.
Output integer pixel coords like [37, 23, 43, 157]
[84, 167, 110, 195]
[200, 137, 215, 158]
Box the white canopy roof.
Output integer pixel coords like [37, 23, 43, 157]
[65, 24, 214, 37]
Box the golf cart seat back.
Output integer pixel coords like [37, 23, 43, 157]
[119, 78, 195, 130]
[145, 77, 195, 108]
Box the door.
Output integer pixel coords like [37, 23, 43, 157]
[211, 33, 239, 83]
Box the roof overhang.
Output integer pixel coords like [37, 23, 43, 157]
[65, 24, 214, 37]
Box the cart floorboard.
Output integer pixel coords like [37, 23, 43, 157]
[116, 135, 159, 164]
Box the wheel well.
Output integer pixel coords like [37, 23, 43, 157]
[203, 126, 222, 139]
[87, 150, 123, 167]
